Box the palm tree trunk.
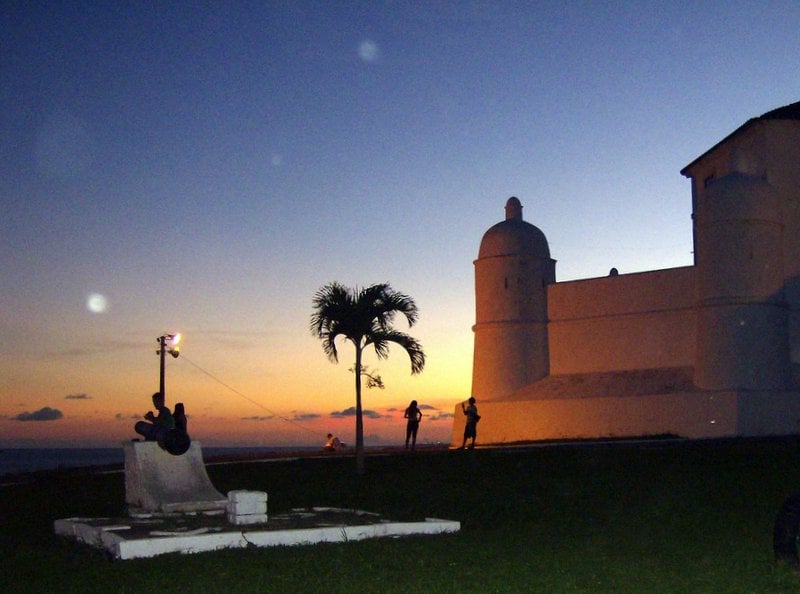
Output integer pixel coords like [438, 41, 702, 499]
[354, 345, 365, 475]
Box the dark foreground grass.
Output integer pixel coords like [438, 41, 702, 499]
[3, 438, 800, 593]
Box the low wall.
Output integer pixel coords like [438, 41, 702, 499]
[450, 390, 800, 446]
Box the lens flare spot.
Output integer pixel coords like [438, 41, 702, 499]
[87, 293, 108, 313]
[358, 40, 379, 63]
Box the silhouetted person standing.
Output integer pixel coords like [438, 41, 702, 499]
[404, 399, 423, 450]
[460, 397, 479, 449]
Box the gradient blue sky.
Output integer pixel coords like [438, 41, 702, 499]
[2, 1, 799, 447]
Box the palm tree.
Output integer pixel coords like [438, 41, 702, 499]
[310, 282, 426, 475]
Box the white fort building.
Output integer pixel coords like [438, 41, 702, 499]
[451, 100, 800, 445]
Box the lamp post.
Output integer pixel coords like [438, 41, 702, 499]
[157, 333, 181, 399]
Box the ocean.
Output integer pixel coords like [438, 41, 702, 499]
[0, 446, 317, 477]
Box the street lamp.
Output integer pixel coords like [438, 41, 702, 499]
[157, 332, 181, 399]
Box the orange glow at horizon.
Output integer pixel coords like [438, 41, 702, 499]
[0, 406, 457, 448]
[1, 310, 472, 448]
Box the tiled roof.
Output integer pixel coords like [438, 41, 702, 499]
[759, 100, 800, 120]
[682, 100, 800, 176]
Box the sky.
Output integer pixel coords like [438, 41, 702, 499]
[2, 1, 799, 448]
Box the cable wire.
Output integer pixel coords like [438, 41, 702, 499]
[178, 354, 319, 436]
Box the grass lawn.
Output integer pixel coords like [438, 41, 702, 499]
[2, 437, 800, 593]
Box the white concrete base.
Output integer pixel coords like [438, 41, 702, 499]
[54, 508, 460, 560]
[228, 512, 270, 525]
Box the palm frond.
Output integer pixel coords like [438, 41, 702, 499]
[310, 282, 352, 337]
[378, 288, 419, 327]
[320, 329, 341, 363]
[365, 329, 426, 375]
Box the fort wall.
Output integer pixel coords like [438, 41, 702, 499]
[454, 102, 800, 448]
[547, 267, 696, 374]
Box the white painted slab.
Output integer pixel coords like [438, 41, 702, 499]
[55, 508, 460, 560]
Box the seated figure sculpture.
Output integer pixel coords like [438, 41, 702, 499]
[164, 402, 191, 456]
[134, 393, 190, 456]
[135, 392, 174, 442]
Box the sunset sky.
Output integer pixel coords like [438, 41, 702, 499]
[2, 1, 799, 448]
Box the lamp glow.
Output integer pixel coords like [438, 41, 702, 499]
[157, 332, 182, 397]
[169, 333, 181, 357]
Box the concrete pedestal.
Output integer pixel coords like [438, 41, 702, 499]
[123, 440, 227, 514]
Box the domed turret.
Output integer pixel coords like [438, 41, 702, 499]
[472, 198, 556, 401]
[478, 197, 551, 259]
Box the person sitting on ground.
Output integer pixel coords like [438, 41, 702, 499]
[134, 392, 175, 443]
[323, 433, 342, 452]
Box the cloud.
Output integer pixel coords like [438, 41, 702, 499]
[14, 407, 64, 421]
[241, 416, 273, 421]
[293, 413, 321, 421]
[429, 412, 455, 421]
[65, 393, 91, 400]
[115, 413, 139, 421]
[391, 404, 438, 412]
[330, 406, 384, 419]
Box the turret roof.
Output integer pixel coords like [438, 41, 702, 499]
[478, 197, 551, 259]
